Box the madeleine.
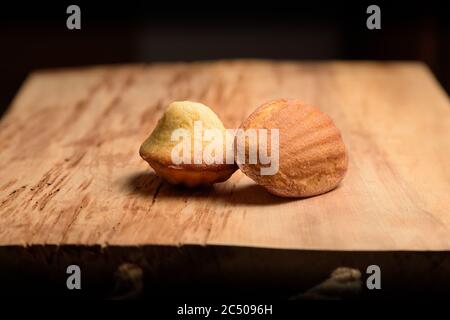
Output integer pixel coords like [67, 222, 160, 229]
[238, 99, 348, 197]
[139, 101, 237, 187]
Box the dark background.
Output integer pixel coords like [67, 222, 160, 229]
[0, 1, 449, 117]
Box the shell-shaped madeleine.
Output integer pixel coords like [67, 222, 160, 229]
[238, 99, 348, 197]
[140, 101, 237, 187]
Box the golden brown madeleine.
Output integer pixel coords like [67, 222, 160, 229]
[238, 99, 348, 197]
[140, 101, 237, 187]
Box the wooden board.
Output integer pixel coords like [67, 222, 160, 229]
[1, 60, 449, 251]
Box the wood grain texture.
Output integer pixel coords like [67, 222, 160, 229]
[0, 60, 449, 250]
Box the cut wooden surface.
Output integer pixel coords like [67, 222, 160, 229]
[0, 60, 449, 250]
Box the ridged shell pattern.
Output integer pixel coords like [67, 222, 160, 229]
[238, 99, 348, 197]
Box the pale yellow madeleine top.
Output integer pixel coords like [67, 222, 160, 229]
[139, 101, 229, 165]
